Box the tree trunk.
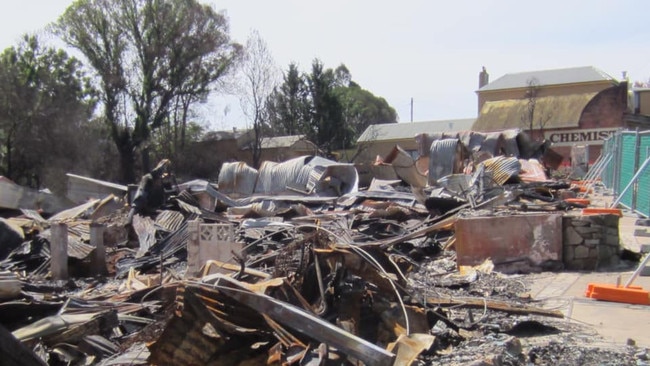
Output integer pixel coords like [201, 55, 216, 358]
[117, 142, 136, 184]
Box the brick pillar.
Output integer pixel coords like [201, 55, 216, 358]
[50, 223, 69, 280]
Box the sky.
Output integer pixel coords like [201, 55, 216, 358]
[1, 0, 650, 131]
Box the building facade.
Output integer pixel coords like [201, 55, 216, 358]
[473, 66, 628, 163]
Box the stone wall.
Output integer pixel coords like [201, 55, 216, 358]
[562, 214, 620, 270]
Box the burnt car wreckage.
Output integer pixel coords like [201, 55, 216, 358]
[0, 131, 646, 365]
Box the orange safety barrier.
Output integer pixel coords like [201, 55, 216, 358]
[581, 208, 622, 217]
[585, 283, 650, 305]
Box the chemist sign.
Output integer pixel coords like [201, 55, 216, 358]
[544, 128, 619, 147]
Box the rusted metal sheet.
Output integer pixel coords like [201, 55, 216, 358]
[481, 156, 522, 185]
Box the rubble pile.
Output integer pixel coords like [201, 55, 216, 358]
[0, 154, 641, 366]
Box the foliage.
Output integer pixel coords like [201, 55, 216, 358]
[0, 35, 96, 192]
[305, 59, 345, 154]
[55, 0, 242, 183]
[266, 60, 396, 156]
[266, 63, 310, 136]
[335, 83, 397, 142]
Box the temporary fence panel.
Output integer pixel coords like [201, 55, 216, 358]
[601, 138, 615, 188]
[637, 132, 650, 216]
[618, 132, 637, 210]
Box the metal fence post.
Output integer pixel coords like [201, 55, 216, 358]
[633, 130, 641, 211]
[614, 132, 623, 195]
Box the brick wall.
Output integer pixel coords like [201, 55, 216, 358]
[580, 83, 628, 161]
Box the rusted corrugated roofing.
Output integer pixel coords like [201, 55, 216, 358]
[481, 156, 522, 185]
[473, 92, 597, 131]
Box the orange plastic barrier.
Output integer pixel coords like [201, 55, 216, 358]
[585, 283, 650, 305]
[581, 208, 622, 217]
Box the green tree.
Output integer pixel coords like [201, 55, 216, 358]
[306, 59, 346, 154]
[335, 83, 397, 139]
[267, 61, 397, 156]
[0, 35, 96, 191]
[266, 62, 310, 136]
[55, 0, 241, 183]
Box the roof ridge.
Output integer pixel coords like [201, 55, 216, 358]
[503, 65, 596, 76]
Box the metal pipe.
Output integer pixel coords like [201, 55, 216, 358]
[582, 153, 604, 182]
[611, 156, 650, 208]
[584, 152, 609, 182]
[579, 154, 612, 198]
[624, 253, 650, 288]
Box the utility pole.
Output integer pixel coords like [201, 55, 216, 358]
[410, 97, 413, 122]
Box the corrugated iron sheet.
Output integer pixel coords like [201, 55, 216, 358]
[382, 146, 427, 188]
[155, 210, 185, 232]
[437, 174, 471, 194]
[466, 132, 487, 153]
[217, 162, 258, 196]
[42, 226, 94, 260]
[501, 129, 521, 157]
[253, 156, 358, 196]
[479, 131, 503, 156]
[428, 139, 462, 184]
[307, 156, 359, 196]
[255, 158, 306, 194]
[481, 156, 521, 185]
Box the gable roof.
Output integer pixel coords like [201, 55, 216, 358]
[478, 66, 616, 92]
[357, 118, 476, 143]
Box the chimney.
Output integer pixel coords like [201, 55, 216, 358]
[479, 66, 489, 89]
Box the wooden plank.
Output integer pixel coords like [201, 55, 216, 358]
[427, 296, 564, 318]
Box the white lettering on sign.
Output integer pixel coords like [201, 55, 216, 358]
[544, 128, 619, 147]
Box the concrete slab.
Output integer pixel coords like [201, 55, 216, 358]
[569, 299, 650, 347]
[530, 270, 650, 347]
[523, 187, 650, 348]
